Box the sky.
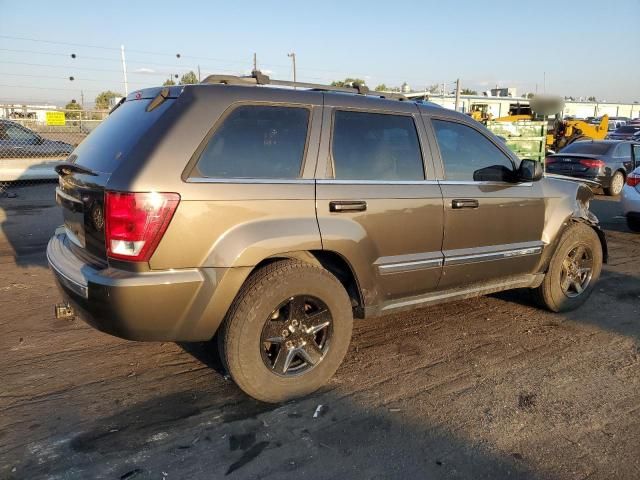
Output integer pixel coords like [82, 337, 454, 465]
[0, 0, 638, 107]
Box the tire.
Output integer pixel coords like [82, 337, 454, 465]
[627, 215, 640, 232]
[534, 223, 602, 313]
[218, 259, 353, 403]
[604, 171, 625, 196]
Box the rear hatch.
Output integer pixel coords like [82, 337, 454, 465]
[56, 87, 180, 262]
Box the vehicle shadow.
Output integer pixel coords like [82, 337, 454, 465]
[11, 387, 540, 480]
[0, 163, 60, 267]
[178, 338, 227, 377]
[493, 269, 640, 342]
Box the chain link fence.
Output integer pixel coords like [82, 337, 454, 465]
[0, 105, 107, 197]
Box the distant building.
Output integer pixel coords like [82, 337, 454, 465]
[487, 87, 517, 98]
[404, 92, 640, 119]
[0, 104, 60, 122]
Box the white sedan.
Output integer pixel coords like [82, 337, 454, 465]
[621, 167, 640, 232]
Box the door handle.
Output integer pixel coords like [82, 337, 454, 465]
[329, 200, 367, 212]
[452, 199, 479, 209]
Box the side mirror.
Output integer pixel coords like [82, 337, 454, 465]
[518, 159, 543, 182]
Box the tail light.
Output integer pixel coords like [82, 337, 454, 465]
[579, 159, 604, 168]
[545, 157, 556, 165]
[105, 191, 180, 262]
[627, 172, 640, 188]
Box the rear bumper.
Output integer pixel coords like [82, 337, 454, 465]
[47, 228, 230, 341]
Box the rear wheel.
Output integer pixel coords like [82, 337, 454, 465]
[219, 259, 353, 403]
[534, 223, 602, 312]
[604, 171, 625, 196]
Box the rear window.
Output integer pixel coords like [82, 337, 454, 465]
[194, 105, 309, 179]
[71, 98, 175, 174]
[560, 142, 613, 155]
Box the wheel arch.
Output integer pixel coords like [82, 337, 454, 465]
[248, 250, 365, 318]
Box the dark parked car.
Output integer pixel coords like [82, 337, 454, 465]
[0, 119, 73, 158]
[0, 119, 74, 181]
[606, 125, 640, 140]
[545, 140, 639, 196]
[48, 72, 606, 402]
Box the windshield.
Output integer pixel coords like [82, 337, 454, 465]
[614, 126, 640, 134]
[560, 142, 614, 155]
[70, 98, 175, 174]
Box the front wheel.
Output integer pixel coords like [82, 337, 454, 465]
[534, 223, 602, 312]
[219, 259, 353, 403]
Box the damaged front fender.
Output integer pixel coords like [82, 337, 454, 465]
[538, 177, 608, 272]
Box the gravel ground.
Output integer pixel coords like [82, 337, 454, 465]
[1, 185, 639, 480]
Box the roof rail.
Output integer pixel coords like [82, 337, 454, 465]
[200, 70, 407, 101]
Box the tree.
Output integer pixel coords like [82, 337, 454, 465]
[331, 78, 366, 88]
[526, 92, 535, 99]
[179, 71, 198, 85]
[95, 90, 122, 110]
[426, 84, 440, 94]
[461, 88, 477, 95]
[163, 78, 176, 86]
[587, 96, 597, 102]
[375, 84, 388, 92]
[64, 100, 81, 120]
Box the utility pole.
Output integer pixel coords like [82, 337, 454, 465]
[120, 45, 128, 95]
[288, 52, 297, 88]
[253, 52, 257, 72]
[80, 90, 84, 109]
[543, 71, 546, 94]
[454, 78, 461, 112]
[197, 65, 201, 82]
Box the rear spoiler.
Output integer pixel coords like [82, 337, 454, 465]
[108, 85, 184, 115]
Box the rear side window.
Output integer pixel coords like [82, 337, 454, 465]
[331, 111, 424, 181]
[71, 98, 175, 174]
[195, 105, 309, 179]
[613, 143, 631, 159]
[432, 119, 514, 182]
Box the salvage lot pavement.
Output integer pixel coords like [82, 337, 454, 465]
[1, 185, 639, 479]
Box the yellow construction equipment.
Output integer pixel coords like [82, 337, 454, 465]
[479, 96, 609, 152]
[549, 115, 609, 152]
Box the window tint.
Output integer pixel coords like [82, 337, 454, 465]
[432, 120, 514, 182]
[196, 105, 309, 179]
[332, 111, 424, 180]
[613, 143, 631, 158]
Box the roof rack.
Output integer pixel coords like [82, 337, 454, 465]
[200, 70, 408, 101]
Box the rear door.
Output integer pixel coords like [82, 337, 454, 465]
[427, 116, 545, 288]
[315, 97, 444, 306]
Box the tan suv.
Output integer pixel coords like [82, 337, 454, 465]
[48, 73, 607, 402]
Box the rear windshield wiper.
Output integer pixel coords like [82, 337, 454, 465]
[55, 162, 98, 176]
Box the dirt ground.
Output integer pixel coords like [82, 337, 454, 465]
[1, 184, 639, 480]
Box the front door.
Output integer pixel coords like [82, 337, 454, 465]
[428, 117, 545, 288]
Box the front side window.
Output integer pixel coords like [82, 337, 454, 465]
[331, 111, 424, 181]
[432, 119, 514, 182]
[195, 105, 309, 179]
